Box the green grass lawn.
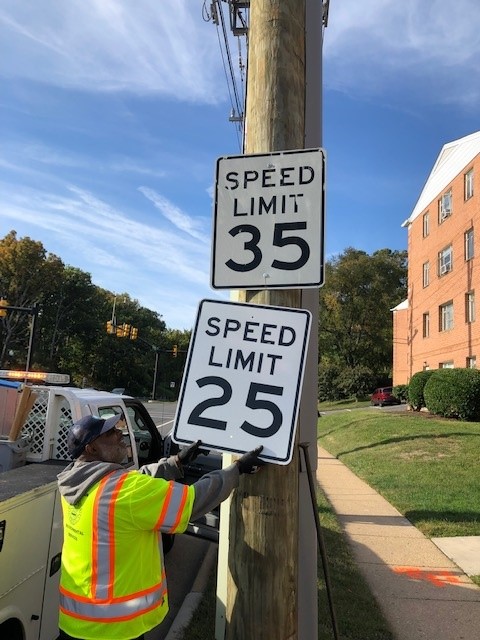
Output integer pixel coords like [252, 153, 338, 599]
[318, 408, 480, 538]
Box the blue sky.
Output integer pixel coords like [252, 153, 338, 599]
[1, 1, 479, 329]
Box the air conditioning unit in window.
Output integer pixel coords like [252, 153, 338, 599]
[439, 263, 450, 275]
[439, 207, 451, 222]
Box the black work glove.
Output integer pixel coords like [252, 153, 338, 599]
[176, 440, 207, 465]
[236, 446, 265, 474]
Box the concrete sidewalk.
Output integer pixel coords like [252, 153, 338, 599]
[317, 447, 480, 640]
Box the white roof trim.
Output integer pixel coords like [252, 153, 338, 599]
[403, 130, 480, 227]
[391, 299, 408, 312]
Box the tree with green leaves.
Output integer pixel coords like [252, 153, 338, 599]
[92, 293, 167, 397]
[0, 231, 64, 368]
[37, 267, 105, 371]
[318, 247, 407, 400]
[0, 230, 185, 397]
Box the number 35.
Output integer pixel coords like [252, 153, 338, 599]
[226, 222, 310, 272]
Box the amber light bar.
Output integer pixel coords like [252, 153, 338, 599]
[0, 370, 70, 384]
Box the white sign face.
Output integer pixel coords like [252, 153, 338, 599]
[211, 148, 325, 290]
[172, 299, 311, 465]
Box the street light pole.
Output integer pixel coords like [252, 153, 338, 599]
[0, 301, 39, 376]
[151, 349, 159, 401]
[111, 295, 117, 325]
[25, 304, 38, 376]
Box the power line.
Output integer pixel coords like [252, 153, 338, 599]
[203, 0, 248, 150]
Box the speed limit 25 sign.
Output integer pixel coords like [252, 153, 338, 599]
[211, 147, 325, 290]
[172, 299, 311, 465]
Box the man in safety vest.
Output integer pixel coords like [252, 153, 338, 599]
[57, 413, 264, 640]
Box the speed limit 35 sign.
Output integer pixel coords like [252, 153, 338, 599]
[211, 147, 325, 290]
[172, 299, 311, 465]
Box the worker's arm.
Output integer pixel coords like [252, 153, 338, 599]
[138, 456, 183, 480]
[190, 447, 264, 521]
[138, 441, 205, 480]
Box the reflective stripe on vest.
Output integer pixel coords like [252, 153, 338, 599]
[155, 481, 189, 532]
[93, 471, 126, 600]
[60, 579, 167, 622]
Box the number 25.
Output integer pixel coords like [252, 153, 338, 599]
[187, 376, 283, 437]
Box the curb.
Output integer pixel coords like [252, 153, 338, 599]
[164, 542, 218, 640]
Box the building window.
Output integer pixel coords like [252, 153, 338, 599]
[465, 169, 474, 200]
[439, 301, 454, 331]
[467, 356, 477, 369]
[422, 211, 430, 237]
[438, 245, 453, 276]
[466, 291, 475, 323]
[465, 228, 474, 261]
[422, 312, 430, 338]
[438, 189, 452, 223]
[423, 261, 430, 287]
[439, 361, 454, 369]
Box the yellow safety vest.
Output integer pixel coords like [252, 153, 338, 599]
[59, 469, 195, 640]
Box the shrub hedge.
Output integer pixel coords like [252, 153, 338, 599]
[423, 368, 480, 421]
[407, 370, 435, 410]
[393, 384, 408, 403]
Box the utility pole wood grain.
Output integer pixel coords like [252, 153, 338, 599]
[225, 1, 306, 638]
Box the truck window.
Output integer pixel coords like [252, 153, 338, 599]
[98, 406, 135, 465]
[124, 406, 155, 465]
[97, 404, 160, 465]
[124, 402, 163, 465]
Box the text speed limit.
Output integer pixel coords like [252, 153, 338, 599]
[172, 299, 311, 465]
[211, 147, 325, 290]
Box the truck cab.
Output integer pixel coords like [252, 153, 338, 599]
[14, 386, 164, 469]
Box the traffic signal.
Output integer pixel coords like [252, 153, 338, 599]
[172, 344, 178, 358]
[106, 320, 115, 334]
[0, 298, 8, 318]
[130, 327, 138, 340]
[122, 323, 131, 338]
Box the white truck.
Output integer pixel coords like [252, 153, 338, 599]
[0, 380, 217, 640]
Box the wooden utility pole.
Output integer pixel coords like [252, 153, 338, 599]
[225, 1, 307, 638]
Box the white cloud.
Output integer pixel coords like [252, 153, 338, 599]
[0, 0, 224, 102]
[0, 183, 210, 286]
[324, 0, 480, 106]
[3, 141, 93, 169]
[139, 187, 210, 243]
[110, 160, 167, 179]
[0, 140, 170, 185]
[0, 178, 222, 327]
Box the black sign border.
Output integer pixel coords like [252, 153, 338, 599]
[211, 147, 326, 290]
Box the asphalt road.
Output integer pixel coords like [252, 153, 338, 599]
[145, 400, 178, 437]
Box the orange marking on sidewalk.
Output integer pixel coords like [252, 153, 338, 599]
[393, 567, 462, 587]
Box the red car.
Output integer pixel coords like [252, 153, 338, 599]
[370, 387, 401, 407]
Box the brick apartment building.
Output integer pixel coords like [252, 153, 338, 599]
[393, 131, 480, 385]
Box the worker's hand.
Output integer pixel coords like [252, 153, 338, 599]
[176, 440, 207, 466]
[236, 446, 265, 474]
